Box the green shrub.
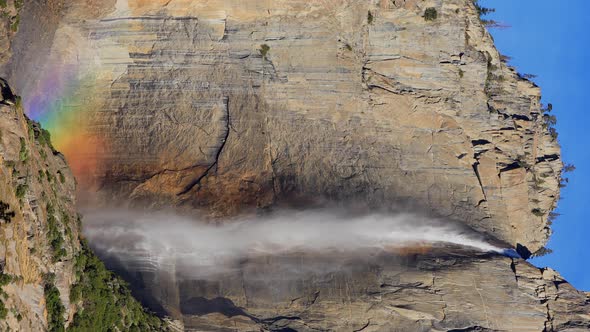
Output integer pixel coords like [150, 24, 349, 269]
[10, 15, 19, 32]
[564, 163, 576, 173]
[549, 127, 558, 140]
[44, 279, 65, 332]
[547, 212, 560, 226]
[69, 240, 164, 331]
[519, 73, 537, 80]
[15, 183, 28, 200]
[0, 300, 6, 320]
[544, 114, 557, 127]
[542, 103, 553, 113]
[40, 148, 47, 160]
[58, 171, 65, 184]
[0, 273, 12, 286]
[259, 44, 270, 59]
[424, 7, 437, 21]
[69, 283, 82, 303]
[27, 121, 35, 140]
[531, 208, 544, 217]
[26, 118, 54, 148]
[367, 11, 374, 24]
[539, 102, 559, 140]
[531, 247, 553, 258]
[19, 137, 28, 162]
[473, 0, 495, 17]
[46, 204, 66, 262]
[38, 128, 53, 149]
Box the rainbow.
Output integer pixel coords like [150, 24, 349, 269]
[24, 62, 107, 189]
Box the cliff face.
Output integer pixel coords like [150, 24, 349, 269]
[5, 0, 561, 254]
[0, 0, 586, 331]
[0, 83, 76, 330]
[0, 83, 166, 331]
[121, 251, 589, 332]
[0, 0, 21, 64]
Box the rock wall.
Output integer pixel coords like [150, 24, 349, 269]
[4, 0, 562, 254]
[0, 80, 166, 330]
[0, 0, 22, 65]
[0, 83, 77, 330]
[120, 251, 588, 331]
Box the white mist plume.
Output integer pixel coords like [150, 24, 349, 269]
[82, 209, 513, 278]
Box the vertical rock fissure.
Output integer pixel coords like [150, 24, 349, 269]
[353, 319, 371, 332]
[543, 301, 554, 332]
[472, 161, 487, 201]
[509, 258, 518, 283]
[177, 97, 231, 195]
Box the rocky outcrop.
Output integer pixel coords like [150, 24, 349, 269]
[0, 80, 165, 330]
[0, 0, 22, 65]
[0, 81, 76, 330]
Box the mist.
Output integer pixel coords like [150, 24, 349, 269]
[81, 209, 517, 279]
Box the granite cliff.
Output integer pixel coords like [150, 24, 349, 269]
[0, 1, 165, 330]
[0, 0, 587, 331]
[0, 81, 166, 330]
[5, 0, 562, 254]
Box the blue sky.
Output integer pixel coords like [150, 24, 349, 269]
[479, 0, 590, 289]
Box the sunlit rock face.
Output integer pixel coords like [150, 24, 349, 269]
[6, 0, 562, 253]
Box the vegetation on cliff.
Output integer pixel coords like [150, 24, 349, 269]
[68, 239, 165, 331]
[0, 82, 165, 331]
[44, 274, 66, 332]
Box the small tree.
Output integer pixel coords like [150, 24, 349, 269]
[564, 163, 576, 173]
[519, 73, 537, 80]
[424, 8, 437, 21]
[531, 247, 553, 258]
[473, 0, 495, 17]
[482, 20, 511, 29]
[19, 137, 28, 162]
[259, 44, 270, 60]
[15, 184, 28, 200]
[541, 103, 553, 113]
[500, 54, 513, 63]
